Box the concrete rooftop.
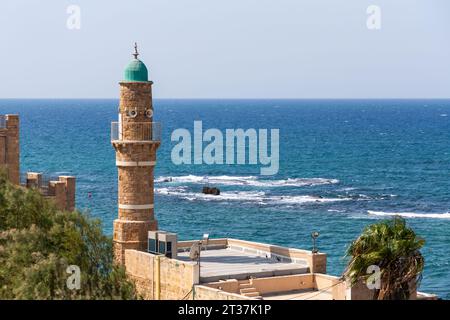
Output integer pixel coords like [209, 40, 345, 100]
[177, 247, 310, 283]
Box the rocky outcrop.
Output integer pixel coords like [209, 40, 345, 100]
[202, 186, 220, 196]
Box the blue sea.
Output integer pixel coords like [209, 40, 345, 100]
[1, 99, 449, 299]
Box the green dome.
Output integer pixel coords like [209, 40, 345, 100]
[124, 59, 149, 82]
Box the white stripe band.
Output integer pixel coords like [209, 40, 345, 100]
[116, 160, 156, 167]
[119, 204, 154, 210]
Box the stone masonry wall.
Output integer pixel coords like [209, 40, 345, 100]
[113, 81, 160, 265]
[26, 173, 76, 211]
[124, 249, 199, 300]
[193, 286, 254, 300]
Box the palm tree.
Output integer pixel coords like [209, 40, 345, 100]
[344, 217, 425, 300]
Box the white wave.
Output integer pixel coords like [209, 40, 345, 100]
[195, 191, 267, 202]
[270, 195, 350, 204]
[156, 187, 266, 203]
[155, 175, 339, 188]
[155, 186, 188, 195]
[155, 175, 256, 185]
[368, 210, 450, 219]
[255, 178, 339, 187]
[339, 187, 357, 191]
[156, 187, 349, 205]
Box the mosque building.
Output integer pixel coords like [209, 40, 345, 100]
[108, 45, 432, 300]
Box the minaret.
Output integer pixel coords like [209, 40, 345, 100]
[112, 44, 160, 264]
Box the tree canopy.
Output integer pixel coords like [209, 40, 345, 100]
[344, 217, 425, 300]
[0, 172, 137, 299]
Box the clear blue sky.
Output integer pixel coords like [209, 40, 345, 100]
[0, 0, 449, 98]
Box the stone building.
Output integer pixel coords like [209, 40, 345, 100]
[0, 114, 76, 212]
[24, 172, 76, 212]
[0, 114, 19, 184]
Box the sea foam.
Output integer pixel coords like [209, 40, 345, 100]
[155, 175, 339, 188]
[368, 210, 450, 219]
[155, 186, 349, 205]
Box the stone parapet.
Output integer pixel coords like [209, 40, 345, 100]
[25, 172, 76, 211]
[124, 250, 199, 300]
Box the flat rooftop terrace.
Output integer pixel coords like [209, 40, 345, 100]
[177, 245, 310, 283]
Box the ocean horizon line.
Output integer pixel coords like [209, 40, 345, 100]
[1, 97, 450, 101]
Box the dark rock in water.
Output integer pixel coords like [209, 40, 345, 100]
[202, 186, 220, 196]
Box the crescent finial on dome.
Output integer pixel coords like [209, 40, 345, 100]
[133, 42, 139, 59]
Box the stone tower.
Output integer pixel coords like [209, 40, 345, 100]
[112, 44, 161, 264]
[0, 114, 20, 185]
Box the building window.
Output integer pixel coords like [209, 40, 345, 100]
[148, 239, 157, 253]
[159, 241, 166, 254]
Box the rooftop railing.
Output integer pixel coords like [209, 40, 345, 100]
[111, 122, 161, 142]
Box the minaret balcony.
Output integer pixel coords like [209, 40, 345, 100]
[111, 121, 161, 143]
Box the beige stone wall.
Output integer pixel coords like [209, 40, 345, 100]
[116, 148, 156, 220]
[119, 82, 153, 122]
[205, 274, 347, 300]
[306, 253, 327, 274]
[124, 250, 199, 300]
[314, 274, 346, 300]
[114, 220, 158, 264]
[194, 286, 254, 300]
[124, 249, 155, 299]
[204, 279, 240, 294]
[59, 176, 76, 211]
[252, 274, 315, 295]
[114, 240, 143, 268]
[345, 279, 375, 300]
[50, 180, 67, 210]
[0, 115, 19, 185]
[178, 239, 228, 250]
[206, 274, 316, 296]
[119, 82, 155, 143]
[345, 278, 418, 300]
[159, 255, 199, 300]
[221, 238, 327, 274]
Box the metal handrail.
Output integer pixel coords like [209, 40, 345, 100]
[111, 122, 161, 142]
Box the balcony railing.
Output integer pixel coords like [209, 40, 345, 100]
[111, 122, 161, 142]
